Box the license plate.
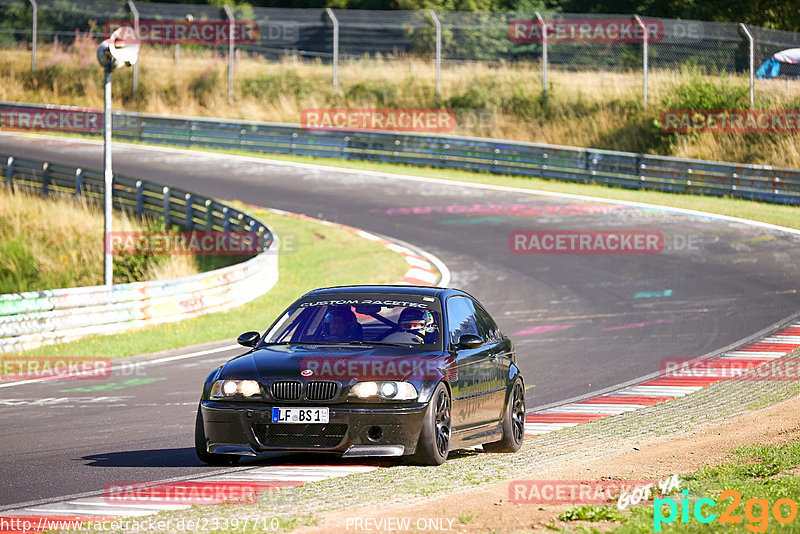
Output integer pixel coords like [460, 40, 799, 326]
[271, 407, 329, 424]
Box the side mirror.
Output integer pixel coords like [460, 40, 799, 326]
[237, 331, 261, 348]
[455, 333, 484, 350]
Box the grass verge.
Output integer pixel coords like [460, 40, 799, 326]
[16, 203, 409, 359]
[0, 187, 199, 291]
[555, 438, 800, 533]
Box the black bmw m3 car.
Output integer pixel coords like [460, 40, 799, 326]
[195, 285, 525, 465]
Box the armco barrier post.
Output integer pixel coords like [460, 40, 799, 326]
[6, 157, 14, 188]
[633, 15, 647, 107]
[41, 162, 49, 195]
[163, 186, 171, 226]
[222, 206, 230, 232]
[185, 193, 193, 230]
[535, 12, 547, 99]
[223, 5, 235, 104]
[326, 8, 339, 88]
[739, 23, 755, 108]
[429, 9, 441, 95]
[28, 0, 36, 72]
[75, 168, 83, 198]
[135, 180, 144, 216]
[204, 199, 213, 230]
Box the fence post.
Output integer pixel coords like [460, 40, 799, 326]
[739, 23, 755, 108]
[163, 186, 171, 227]
[6, 157, 14, 188]
[535, 12, 547, 98]
[136, 180, 144, 216]
[223, 5, 235, 104]
[634, 15, 647, 107]
[127, 0, 139, 94]
[326, 8, 339, 88]
[429, 9, 441, 95]
[28, 0, 37, 72]
[75, 168, 83, 198]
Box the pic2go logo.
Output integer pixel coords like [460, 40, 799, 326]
[654, 489, 799, 532]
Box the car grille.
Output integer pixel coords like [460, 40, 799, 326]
[252, 423, 348, 448]
[306, 381, 338, 401]
[270, 380, 302, 400]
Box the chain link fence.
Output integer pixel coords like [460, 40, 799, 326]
[1, 1, 800, 104]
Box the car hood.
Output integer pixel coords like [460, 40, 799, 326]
[219, 344, 450, 382]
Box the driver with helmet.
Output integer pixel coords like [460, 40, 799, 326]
[321, 307, 362, 342]
[382, 308, 437, 344]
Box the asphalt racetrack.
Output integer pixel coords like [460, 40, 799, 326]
[1, 134, 799, 507]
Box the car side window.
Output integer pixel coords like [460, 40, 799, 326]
[472, 301, 501, 343]
[446, 296, 480, 345]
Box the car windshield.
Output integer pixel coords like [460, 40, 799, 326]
[263, 295, 442, 347]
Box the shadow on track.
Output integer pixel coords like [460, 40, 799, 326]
[81, 448, 481, 468]
[81, 447, 205, 468]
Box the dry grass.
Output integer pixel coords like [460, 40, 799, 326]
[2, 39, 800, 167]
[0, 187, 196, 292]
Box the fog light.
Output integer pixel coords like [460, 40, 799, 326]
[367, 426, 383, 442]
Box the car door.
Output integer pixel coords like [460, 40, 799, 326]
[472, 301, 513, 423]
[446, 296, 499, 432]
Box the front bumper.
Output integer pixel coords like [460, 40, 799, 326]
[200, 400, 427, 457]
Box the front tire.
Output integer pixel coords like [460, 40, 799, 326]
[409, 382, 451, 465]
[483, 379, 525, 453]
[195, 405, 239, 465]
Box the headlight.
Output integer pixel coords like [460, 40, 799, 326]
[210, 379, 262, 399]
[349, 381, 417, 401]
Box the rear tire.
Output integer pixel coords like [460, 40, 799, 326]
[409, 382, 451, 465]
[483, 379, 525, 453]
[195, 405, 239, 465]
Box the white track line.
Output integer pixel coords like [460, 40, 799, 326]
[537, 404, 644, 415]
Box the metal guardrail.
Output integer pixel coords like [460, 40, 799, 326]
[0, 151, 279, 354]
[1, 100, 788, 205]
